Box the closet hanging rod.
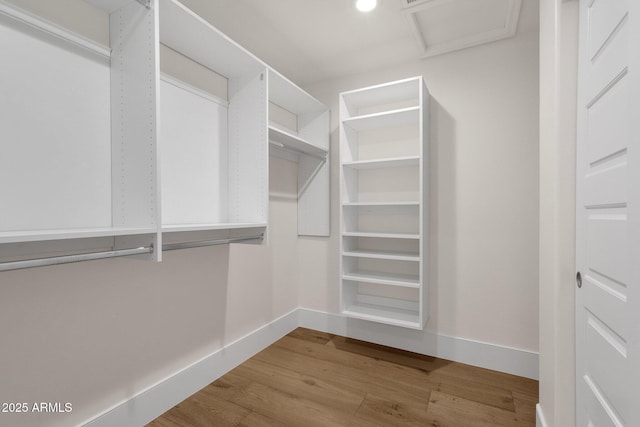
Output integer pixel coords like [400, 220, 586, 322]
[0, 246, 153, 273]
[269, 141, 327, 162]
[0, 234, 264, 272]
[162, 234, 264, 252]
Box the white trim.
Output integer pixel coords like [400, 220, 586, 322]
[402, 0, 522, 59]
[536, 404, 549, 427]
[81, 309, 299, 427]
[80, 308, 538, 426]
[298, 308, 539, 380]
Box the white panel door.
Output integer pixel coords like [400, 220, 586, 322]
[576, 0, 640, 426]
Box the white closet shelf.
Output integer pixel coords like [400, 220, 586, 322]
[162, 222, 267, 233]
[342, 202, 420, 215]
[342, 249, 420, 262]
[342, 107, 420, 132]
[342, 156, 420, 169]
[340, 77, 421, 112]
[159, 0, 264, 79]
[342, 202, 419, 207]
[342, 231, 420, 239]
[0, 227, 157, 244]
[343, 299, 421, 329]
[1, 1, 111, 58]
[269, 70, 326, 116]
[268, 126, 327, 160]
[343, 270, 419, 288]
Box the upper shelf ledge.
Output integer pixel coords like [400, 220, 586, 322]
[268, 125, 327, 162]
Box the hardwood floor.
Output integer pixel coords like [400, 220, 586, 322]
[147, 328, 538, 427]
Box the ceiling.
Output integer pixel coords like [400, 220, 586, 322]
[179, 0, 539, 86]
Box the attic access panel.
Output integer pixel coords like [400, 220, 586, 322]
[402, 0, 522, 58]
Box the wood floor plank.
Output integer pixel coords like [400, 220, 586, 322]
[236, 412, 288, 427]
[146, 416, 184, 427]
[231, 381, 385, 427]
[200, 372, 252, 402]
[429, 372, 516, 412]
[148, 395, 250, 427]
[287, 327, 335, 345]
[272, 336, 434, 398]
[329, 335, 447, 372]
[512, 391, 538, 425]
[355, 393, 434, 427]
[435, 362, 538, 397]
[233, 357, 365, 414]
[254, 342, 433, 404]
[148, 328, 538, 427]
[328, 335, 517, 412]
[427, 390, 521, 427]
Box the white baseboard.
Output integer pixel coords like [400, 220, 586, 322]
[81, 308, 299, 427]
[536, 403, 548, 427]
[298, 308, 539, 380]
[82, 307, 539, 426]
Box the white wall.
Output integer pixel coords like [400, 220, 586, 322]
[538, 0, 578, 426]
[302, 27, 540, 352]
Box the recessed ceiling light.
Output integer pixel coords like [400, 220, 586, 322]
[356, 0, 377, 12]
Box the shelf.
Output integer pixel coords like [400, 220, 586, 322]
[343, 270, 419, 288]
[343, 300, 421, 329]
[340, 77, 421, 113]
[267, 68, 330, 237]
[159, 0, 265, 79]
[162, 222, 267, 233]
[342, 202, 419, 207]
[268, 126, 327, 161]
[342, 107, 420, 132]
[342, 202, 420, 215]
[342, 156, 420, 170]
[0, 0, 329, 266]
[269, 69, 326, 116]
[342, 232, 420, 239]
[0, 227, 157, 244]
[1, 1, 111, 58]
[343, 249, 420, 262]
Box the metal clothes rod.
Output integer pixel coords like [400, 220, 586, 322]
[162, 234, 264, 252]
[0, 234, 264, 272]
[270, 141, 327, 162]
[0, 246, 153, 273]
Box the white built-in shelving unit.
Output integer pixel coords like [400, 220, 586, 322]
[0, 0, 161, 259]
[0, 0, 329, 269]
[268, 70, 330, 236]
[339, 76, 429, 329]
[158, 0, 268, 240]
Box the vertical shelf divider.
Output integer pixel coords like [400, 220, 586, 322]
[109, 0, 161, 260]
